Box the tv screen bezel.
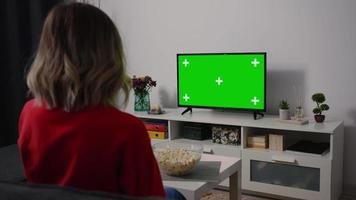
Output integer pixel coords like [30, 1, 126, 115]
[176, 52, 267, 112]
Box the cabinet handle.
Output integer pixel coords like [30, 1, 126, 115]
[271, 155, 296, 164]
[203, 147, 213, 154]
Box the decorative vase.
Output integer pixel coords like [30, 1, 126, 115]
[294, 107, 304, 120]
[134, 91, 150, 112]
[279, 109, 290, 120]
[314, 115, 325, 123]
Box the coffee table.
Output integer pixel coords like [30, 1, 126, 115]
[163, 154, 241, 200]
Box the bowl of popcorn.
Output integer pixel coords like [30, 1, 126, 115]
[153, 142, 203, 176]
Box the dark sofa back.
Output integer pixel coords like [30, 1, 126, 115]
[0, 144, 25, 182]
[0, 181, 164, 200]
[0, 145, 164, 200]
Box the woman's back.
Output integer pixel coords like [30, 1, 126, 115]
[18, 100, 165, 197]
[17, 2, 165, 197]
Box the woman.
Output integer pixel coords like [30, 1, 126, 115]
[18, 2, 167, 198]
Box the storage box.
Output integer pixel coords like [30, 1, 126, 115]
[144, 123, 167, 132]
[143, 119, 168, 139]
[269, 134, 284, 151]
[148, 131, 167, 139]
[212, 125, 240, 145]
[182, 123, 211, 140]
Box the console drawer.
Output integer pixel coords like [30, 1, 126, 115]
[242, 149, 331, 200]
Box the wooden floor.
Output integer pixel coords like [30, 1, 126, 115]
[201, 189, 274, 200]
[201, 189, 354, 200]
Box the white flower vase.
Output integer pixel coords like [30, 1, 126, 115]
[279, 109, 290, 120]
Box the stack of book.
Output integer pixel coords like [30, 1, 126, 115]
[144, 120, 168, 140]
[247, 135, 268, 149]
[269, 134, 284, 151]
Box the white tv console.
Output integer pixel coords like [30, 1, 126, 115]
[128, 108, 344, 200]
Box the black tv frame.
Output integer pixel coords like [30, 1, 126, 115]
[176, 52, 267, 113]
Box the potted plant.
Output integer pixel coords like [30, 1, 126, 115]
[132, 75, 156, 111]
[279, 100, 290, 120]
[312, 93, 329, 123]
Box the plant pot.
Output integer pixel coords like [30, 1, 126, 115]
[314, 115, 325, 123]
[279, 109, 290, 120]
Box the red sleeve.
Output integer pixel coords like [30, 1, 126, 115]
[18, 100, 34, 143]
[118, 119, 165, 197]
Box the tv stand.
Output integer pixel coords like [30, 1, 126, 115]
[129, 108, 343, 200]
[181, 107, 192, 115]
[253, 111, 264, 120]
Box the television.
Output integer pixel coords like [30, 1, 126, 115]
[177, 52, 266, 112]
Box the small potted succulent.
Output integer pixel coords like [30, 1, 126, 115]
[279, 100, 290, 120]
[312, 93, 329, 123]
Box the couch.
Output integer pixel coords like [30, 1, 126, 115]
[0, 145, 164, 200]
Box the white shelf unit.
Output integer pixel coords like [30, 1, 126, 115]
[128, 108, 344, 200]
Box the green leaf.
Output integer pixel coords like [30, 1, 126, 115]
[312, 93, 326, 103]
[313, 107, 322, 114]
[320, 104, 329, 111]
[279, 100, 289, 109]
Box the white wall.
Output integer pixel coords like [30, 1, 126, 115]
[100, 0, 356, 195]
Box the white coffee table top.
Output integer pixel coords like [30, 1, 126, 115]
[163, 154, 241, 199]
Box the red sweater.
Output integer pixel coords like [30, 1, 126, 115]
[18, 100, 165, 197]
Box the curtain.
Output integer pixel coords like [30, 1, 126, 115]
[0, 0, 63, 147]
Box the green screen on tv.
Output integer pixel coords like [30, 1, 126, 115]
[177, 53, 266, 110]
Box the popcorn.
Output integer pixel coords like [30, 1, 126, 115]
[155, 148, 201, 176]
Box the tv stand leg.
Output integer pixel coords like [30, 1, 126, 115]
[181, 107, 192, 115]
[253, 111, 264, 120]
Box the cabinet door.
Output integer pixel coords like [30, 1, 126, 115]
[242, 149, 331, 200]
[250, 160, 320, 191]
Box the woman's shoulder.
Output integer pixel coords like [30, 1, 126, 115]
[19, 99, 41, 129]
[20, 99, 39, 115]
[23, 99, 36, 108]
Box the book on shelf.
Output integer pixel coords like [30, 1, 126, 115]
[247, 134, 268, 149]
[247, 135, 267, 143]
[247, 142, 267, 149]
[269, 134, 284, 151]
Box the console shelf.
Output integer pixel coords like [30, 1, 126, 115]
[127, 108, 344, 200]
[132, 108, 340, 134]
[173, 138, 241, 149]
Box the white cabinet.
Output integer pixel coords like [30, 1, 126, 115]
[128, 108, 343, 200]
